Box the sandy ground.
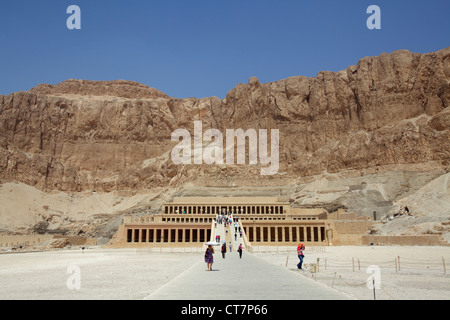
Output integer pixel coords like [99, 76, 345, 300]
[0, 246, 449, 300]
[0, 248, 201, 300]
[254, 245, 450, 300]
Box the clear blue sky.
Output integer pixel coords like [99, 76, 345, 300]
[0, 0, 448, 99]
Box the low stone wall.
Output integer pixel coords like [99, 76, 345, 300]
[0, 234, 54, 248]
[0, 234, 97, 250]
[331, 221, 375, 245]
[332, 221, 376, 234]
[362, 235, 447, 246]
[330, 221, 449, 246]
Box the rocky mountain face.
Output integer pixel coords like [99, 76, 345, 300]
[0, 48, 449, 233]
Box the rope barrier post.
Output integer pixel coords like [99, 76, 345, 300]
[352, 257, 355, 272]
[395, 258, 398, 273]
[398, 256, 401, 272]
[373, 278, 376, 301]
[286, 255, 289, 267]
[443, 257, 446, 275]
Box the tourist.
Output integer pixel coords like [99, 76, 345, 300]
[221, 242, 227, 258]
[229, 242, 232, 252]
[238, 243, 243, 259]
[235, 233, 237, 241]
[205, 245, 214, 271]
[297, 243, 305, 269]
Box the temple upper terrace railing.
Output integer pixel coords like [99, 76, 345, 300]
[162, 196, 327, 218]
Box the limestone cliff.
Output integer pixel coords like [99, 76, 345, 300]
[1, 48, 449, 195]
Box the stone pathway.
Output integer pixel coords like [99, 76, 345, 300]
[145, 217, 351, 300]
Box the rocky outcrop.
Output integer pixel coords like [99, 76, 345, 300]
[0, 47, 449, 197]
[29, 79, 170, 99]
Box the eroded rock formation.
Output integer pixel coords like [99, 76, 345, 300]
[1, 48, 449, 195]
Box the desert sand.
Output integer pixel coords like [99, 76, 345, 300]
[255, 245, 450, 300]
[0, 245, 449, 300]
[0, 248, 201, 300]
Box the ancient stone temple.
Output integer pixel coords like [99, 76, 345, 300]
[109, 197, 334, 248]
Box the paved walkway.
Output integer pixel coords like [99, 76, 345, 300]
[145, 217, 352, 300]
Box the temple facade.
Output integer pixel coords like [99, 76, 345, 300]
[109, 197, 335, 248]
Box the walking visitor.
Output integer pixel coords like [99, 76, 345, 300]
[221, 242, 227, 258]
[297, 243, 305, 269]
[205, 245, 214, 271]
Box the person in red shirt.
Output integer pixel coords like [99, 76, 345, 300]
[297, 243, 305, 269]
[238, 243, 243, 259]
